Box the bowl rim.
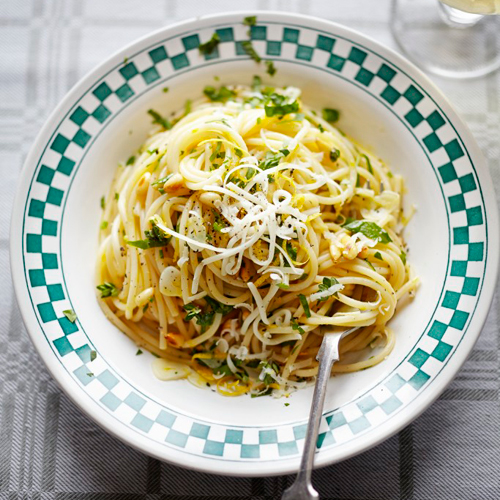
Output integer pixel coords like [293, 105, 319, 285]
[10, 10, 500, 476]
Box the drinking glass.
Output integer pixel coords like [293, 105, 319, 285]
[391, 0, 500, 78]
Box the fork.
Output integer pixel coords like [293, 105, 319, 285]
[281, 326, 360, 500]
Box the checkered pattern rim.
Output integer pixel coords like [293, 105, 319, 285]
[22, 20, 487, 461]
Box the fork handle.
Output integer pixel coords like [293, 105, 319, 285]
[297, 334, 340, 483]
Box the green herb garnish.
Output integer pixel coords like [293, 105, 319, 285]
[243, 16, 257, 26]
[136, 349, 143, 355]
[127, 218, 171, 249]
[147, 109, 172, 130]
[322, 108, 340, 123]
[298, 294, 311, 318]
[203, 85, 236, 102]
[100, 221, 108, 230]
[264, 93, 299, 118]
[343, 220, 392, 244]
[400, 250, 407, 265]
[100, 196, 105, 210]
[291, 320, 305, 335]
[97, 282, 119, 298]
[126, 155, 135, 166]
[266, 60, 276, 76]
[317, 277, 341, 301]
[374, 251, 383, 261]
[241, 40, 261, 63]
[63, 309, 77, 323]
[90, 350, 97, 362]
[198, 32, 220, 55]
[330, 149, 340, 162]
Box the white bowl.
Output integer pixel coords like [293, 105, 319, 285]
[10, 11, 499, 476]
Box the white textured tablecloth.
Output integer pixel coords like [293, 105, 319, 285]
[1, 1, 499, 498]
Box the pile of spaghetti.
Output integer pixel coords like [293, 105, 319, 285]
[96, 79, 418, 397]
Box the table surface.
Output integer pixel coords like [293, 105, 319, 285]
[1, 1, 499, 499]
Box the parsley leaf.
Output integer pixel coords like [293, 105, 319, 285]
[151, 173, 173, 193]
[343, 220, 392, 244]
[298, 294, 311, 318]
[264, 93, 299, 118]
[204, 296, 234, 316]
[317, 277, 341, 301]
[266, 60, 276, 76]
[97, 282, 119, 298]
[374, 251, 383, 261]
[362, 154, 374, 174]
[136, 349, 143, 355]
[322, 108, 340, 123]
[183, 303, 202, 321]
[241, 40, 261, 63]
[252, 75, 261, 91]
[126, 155, 135, 166]
[147, 109, 172, 129]
[90, 350, 97, 362]
[258, 148, 290, 170]
[63, 309, 77, 323]
[203, 85, 236, 102]
[198, 32, 220, 55]
[291, 320, 305, 335]
[100, 221, 108, 230]
[400, 250, 407, 265]
[127, 218, 171, 249]
[243, 16, 257, 26]
[365, 259, 376, 271]
[100, 196, 105, 210]
[330, 149, 340, 162]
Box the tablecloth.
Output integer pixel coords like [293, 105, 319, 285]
[1, 0, 499, 498]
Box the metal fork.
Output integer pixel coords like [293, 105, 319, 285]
[281, 326, 360, 500]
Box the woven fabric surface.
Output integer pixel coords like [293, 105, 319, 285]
[1, 0, 499, 498]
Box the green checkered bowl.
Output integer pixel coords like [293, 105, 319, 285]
[10, 11, 499, 476]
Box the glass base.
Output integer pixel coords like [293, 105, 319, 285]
[391, 0, 500, 79]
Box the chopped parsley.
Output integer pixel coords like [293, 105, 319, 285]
[322, 108, 340, 123]
[126, 155, 135, 166]
[100, 221, 108, 230]
[343, 220, 392, 244]
[159, 249, 164, 259]
[330, 149, 340, 162]
[365, 259, 376, 271]
[184, 99, 192, 115]
[374, 251, 383, 261]
[90, 350, 97, 362]
[100, 196, 105, 210]
[136, 349, 143, 356]
[252, 75, 262, 91]
[291, 320, 305, 335]
[318, 123, 325, 133]
[114, 192, 119, 201]
[203, 85, 236, 102]
[266, 60, 276, 76]
[264, 93, 299, 118]
[243, 16, 257, 26]
[284, 402, 290, 407]
[362, 154, 374, 174]
[162, 87, 169, 93]
[147, 109, 172, 129]
[298, 294, 311, 318]
[259, 361, 280, 385]
[277, 283, 290, 290]
[97, 282, 119, 298]
[63, 309, 77, 323]
[258, 148, 290, 170]
[183, 297, 234, 332]
[241, 40, 261, 63]
[285, 241, 298, 261]
[127, 218, 171, 249]
[151, 173, 173, 194]
[198, 32, 220, 55]
[317, 277, 341, 301]
[400, 250, 407, 265]
[210, 141, 222, 161]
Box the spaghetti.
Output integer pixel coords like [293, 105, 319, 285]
[96, 81, 418, 397]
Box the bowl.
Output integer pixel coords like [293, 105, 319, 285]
[10, 11, 499, 476]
